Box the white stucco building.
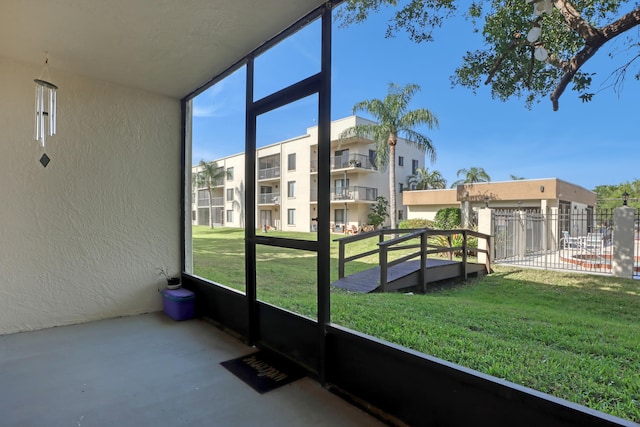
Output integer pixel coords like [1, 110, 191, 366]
[192, 115, 427, 233]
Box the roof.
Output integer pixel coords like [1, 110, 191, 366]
[403, 178, 597, 207]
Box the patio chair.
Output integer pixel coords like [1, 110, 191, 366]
[582, 232, 603, 252]
[560, 231, 581, 249]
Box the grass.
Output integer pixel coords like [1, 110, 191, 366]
[192, 226, 640, 422]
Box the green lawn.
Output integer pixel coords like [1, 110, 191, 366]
[192, 226, 640, 422]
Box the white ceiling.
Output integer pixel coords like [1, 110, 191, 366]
[1, 0, 325, 98]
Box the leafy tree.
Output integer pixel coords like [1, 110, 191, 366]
[407, 167, 447, 189]
[593, 179, 640, 209]
[433, 207, 462, 230]
[337, 1, 640, 110]
[196, 159, 231, 228]
[451, 166, 491, 187]
[510, 174, 526, 180]
[339, 83, 439, 229]
[368, 196, 390, 229]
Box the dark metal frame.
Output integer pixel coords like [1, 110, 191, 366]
[179, 3, 634, 425]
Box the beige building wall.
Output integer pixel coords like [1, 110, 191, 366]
[224, 154, 246, 227]
[404, 179, 596, 223]
[1, 57, 181, 335]
[192, 116, 426, 232]
[404, 189, 458, 221]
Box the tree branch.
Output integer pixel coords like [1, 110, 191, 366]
[552, 0, 601, 41]
[600, 8, 640, 39]
[550, 44, 602, 110]
[549, 7, 640, 110]
[484, 40, 524, 85]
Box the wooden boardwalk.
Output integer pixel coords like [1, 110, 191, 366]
[332, 258, 484, 293]
[333, 228, 492, 293]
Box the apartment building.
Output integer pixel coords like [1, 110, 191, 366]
[192, 115, 426, 232]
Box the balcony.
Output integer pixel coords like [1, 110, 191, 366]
[258, 192, 280, 205]
[312, 186, 378, 202]
[310, 154, 376, 174]
[258, 166, 281, 180]
[331, 154, 376, 172]
[197, 196, 224, 207]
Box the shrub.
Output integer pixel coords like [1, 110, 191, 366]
[399, 218, 433, 229]
[433, 208, 461, 230]
[368, 196, 389, 229]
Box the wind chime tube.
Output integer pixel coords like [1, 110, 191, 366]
[35, 83, 45, 147]
[34, 85, 40, 143]
[40, 85, 46, 148]
[50, 88, 56, 135]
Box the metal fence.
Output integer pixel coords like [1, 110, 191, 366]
[493, 208, 615, 275]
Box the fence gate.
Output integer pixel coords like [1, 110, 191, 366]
[493, 208, 614, 275]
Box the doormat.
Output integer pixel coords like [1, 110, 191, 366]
[220, 351, 306, 394]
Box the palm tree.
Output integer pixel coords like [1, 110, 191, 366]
[407, 167, 446, 190]
[339, 83, 439, 229]
[196, 159, 231, 228]
[510, 174, 525, 180]
[451, 167, 491, 187]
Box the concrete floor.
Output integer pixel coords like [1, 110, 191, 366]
[0, 313, 385, 427]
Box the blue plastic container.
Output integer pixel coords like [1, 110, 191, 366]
[162, 288, 195, 321]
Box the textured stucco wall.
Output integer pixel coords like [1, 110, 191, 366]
[0, 57, 181, 335]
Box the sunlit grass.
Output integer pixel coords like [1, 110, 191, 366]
[192, 226, 640, 422]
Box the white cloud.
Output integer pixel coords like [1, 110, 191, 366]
[192, 103, 223, 118]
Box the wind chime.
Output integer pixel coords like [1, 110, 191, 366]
[34, 53, 57, 167]
[525, 0, 554, 61]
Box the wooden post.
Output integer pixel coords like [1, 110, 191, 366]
[420, 231, 427, 293]
[485, 237, 491, 274]
[462, 230, 468, 281]
[338, 240, 345, 279]
[379, 244, 388, 292]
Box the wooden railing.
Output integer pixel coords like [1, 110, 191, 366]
[336, 228, 492, 292]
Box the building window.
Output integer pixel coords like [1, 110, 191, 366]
[398, 156, 404, 166]
[227, 167, 234, 181]
[399, 183, 404, 193]
[369, 149, 377, 170]
[258, 154, 280, 180]
[334, 209, 345, 223]
[287, 208, 296, 225]
[334, 149, 349, 168]
[226, 189, 233, 201]
[335, 178, 349, 199]
[412, 159, 419, 174]
[288, 153, 296, 171]
[287, 181, 296, 198]
[226, 210, 233, 223]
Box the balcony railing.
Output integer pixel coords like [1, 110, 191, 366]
[258, 166, 280, 180]
[330, 153, 376, 171]
[258, 192, 280, 205]
[310, 154, 377, 172]
[309, 186, 378, 202]
[197, 196, 224, 207]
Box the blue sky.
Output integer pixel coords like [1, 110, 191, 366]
[192, 5, 638, 191]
